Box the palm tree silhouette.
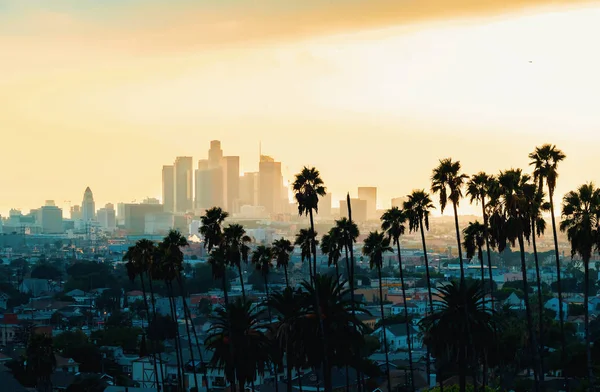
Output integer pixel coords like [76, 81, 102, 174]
[431, 158, 469, 282]
[272, 238, 294, 288]
[560, 182, 600, 388]
[320, 229, 342, 279]
[295, 228, 318, 282]
[381, 206, 415, 392]
[466, 172, 498, 307]
[420, 281, 495, 392]
[363, 230, 393, 392]
[335, 217, 360, 295]
[463, 221, 487, 291]
[200, 207, 229, 252]
[252, 245, 275, 307]
[224, 224, 252, 300]
[492, 169, 541, 391]
[529, 144, 567, 366]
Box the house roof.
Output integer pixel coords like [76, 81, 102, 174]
[126, 290, 144, 296]
[55, 354, 79, 367]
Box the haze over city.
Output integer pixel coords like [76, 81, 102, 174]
[3, 0, 600, 215]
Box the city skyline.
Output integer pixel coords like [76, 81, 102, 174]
[3, 1, 600, 215]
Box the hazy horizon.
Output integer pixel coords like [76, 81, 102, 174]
[3, 0, 600, 216]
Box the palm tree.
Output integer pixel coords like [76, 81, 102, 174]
[462, 221, 487, 288]
[560, 183, 600, 387]
[205, 298, 271, 392]
[320, 229, 342, 279]
[466, 172, 498, 307]
[363, 231, 393, 392]
[295, 229, 318, 281]
[381, 206, 415, 392]
[492, 169, 541, 391]
[200, 207, 229, 251]
[431, 158, 469, 282]
[420, 281, 495, 392]
[335, 217, 360, 292]
[252, 245, 275, 306]
[292, 166, 327, 278]
[26, 333, 56, 392]
[272, 238, 294, 287]
[529, 144, 567, 364]
[224, 224, 252, 300]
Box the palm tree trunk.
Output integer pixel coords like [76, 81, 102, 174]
[238, 263, 246, 301]
[176, 274, 200, 392]
[286, 339, 293, 392]
[584, 256, 595, 389]
[308, 208, 331, 392]
[531, 221, 546, 386]
[147, 275, 167, 392]
[548, 192, 567, 377]
[344, 244, 363, 392]
[419, 218, 434, 389]
[167, 282, 185, 392]
[481, 202, 495, 310]
[284, 265, 289, 288]
[377, 264, 393, 392]
[459, 346, 467, 392]
[139, 274, 161, 391]
[452, 202, 465, 283]
[396, 241, 415, 392]
[221, 274, 237, 392]
[518, 234, 541, 392]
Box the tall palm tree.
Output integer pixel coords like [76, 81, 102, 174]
[529, 144, 567, 363]
[560, 183, 600, 387]
[381, 206, 415, 392]
[462, 221, 487, 288]
[292, 166, 327, 278]
[335, 217, 360, 292]
[320, 229, 342, 279]
[431, 158, 469, 282]
[492, 169, 541, 391]
[205, 298, 271, 392]
[224, 224, 252, 300]
[252, 245, 275, 306]
[272, 238, 294, 287]
[466, 172, 498, 307]
[26, 333, 56, 392]
[295, 229, 318, 281]
[420, 281, 495, 392]
[200, 207, 229, 251]
[363, 231, 393, 392]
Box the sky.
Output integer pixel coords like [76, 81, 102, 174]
[1, 0, 600, 216]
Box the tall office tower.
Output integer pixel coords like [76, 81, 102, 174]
[97, 203, 116, 229]
[223, 156, 240, 213]
[70, 205, 82, 220]
[239, 172, 259, 206]
[162, 165, 175, 212]
[174, 156, 193, 213]
[37, 202, 63, 234]
[208, 140, 223, 169]
[391, 196, 408, 209]
[319, 193, 332, 217]
[259, 155, 283, 214]
[358, 187, 377, 220]
[339, 198, 368, 222]
[195, 159, 224, 209]
[82, 187, 96, 221]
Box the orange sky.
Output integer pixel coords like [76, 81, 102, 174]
[1, 0, 599, 216]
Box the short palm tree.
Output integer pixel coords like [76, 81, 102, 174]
[420, 281, 495, 392]
[272, 238, 294, 287]
[431, 158, 469, 282]
[463, 221, 487, 286]
[529, 144, 567, 362]
[252, 245, 275, 304]
[292, 167, 327, 278]
[381, 206, 415, 392]
[294, 228, 318, 282]
[363, 231, 393, 392]
[224, 224, 252, 300]
[205, 298, 271, 392]
[466, 172, 498, 305]
[560, 183, 600, 387]
[200, 207, 229, 251]
[335, 217, 360, 291]
[320, 229, 342, 279]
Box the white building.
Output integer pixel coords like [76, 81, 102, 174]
[371, 324, 421, 352]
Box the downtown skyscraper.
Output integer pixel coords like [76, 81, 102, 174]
[174, 156, 193, 213]
[162, 165, 175, 212]
[259, 154, 284, 214]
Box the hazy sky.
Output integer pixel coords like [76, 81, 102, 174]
[2, 0, 599, 216]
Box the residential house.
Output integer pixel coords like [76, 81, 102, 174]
[545, 298, 570, 320]
[55, 354, 79, 373]
[504, 292, 524, 309]
[371, 323, 421, 352]
[19, 278, 50, 297]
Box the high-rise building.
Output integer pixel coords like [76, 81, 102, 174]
[391, 196, 409, 209]
[123, 203, 164, 234]
[358, 187, 377, 220]
[195, 159, 223, 210]
[208, 140, 223, 169]
[223, 156, 240, 213]
[97, 203, 116, 230]
[259, 155, 283, 214]
[82, 187, 96, 221]
[319, 193, 332, 217]
[162, 165, 175, 212]
[70, 205, 82, 220]
[339, 198, 368, 222]
[37, 202, 63, 234]
[174, 156, 193, 213]
[239, 172, 259, 207]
